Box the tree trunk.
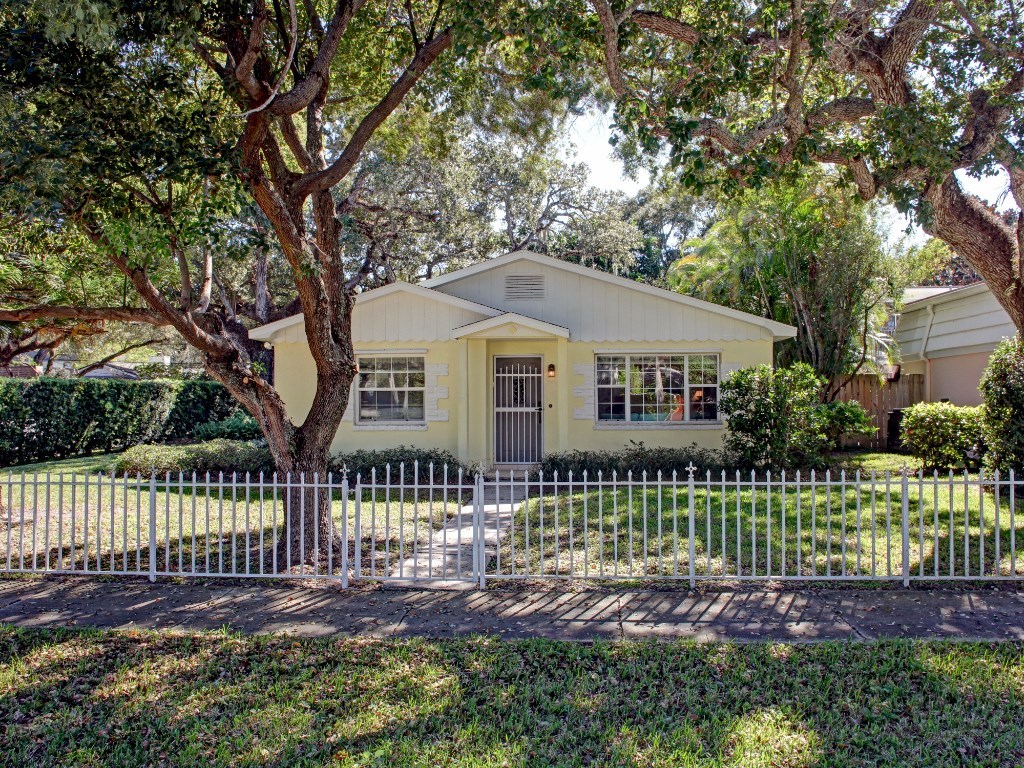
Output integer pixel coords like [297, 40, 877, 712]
[925, 177, 1024, 331]
[207, 342, 355, 573]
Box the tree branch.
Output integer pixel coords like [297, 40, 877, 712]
[77, 337, 167, 376]
[267, 0, 368, 116]
[293, 27, 454, 198]
[0, 306, 169, 325]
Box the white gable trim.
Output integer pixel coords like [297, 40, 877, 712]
[423, 250, 797, 339]
[902, 281, 990, 310]
[250, 282, 502, 341]
[453, 313, 570, 339]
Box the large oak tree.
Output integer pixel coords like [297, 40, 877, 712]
[0, 0, 509, 563]
[523, 0, 1024, 329]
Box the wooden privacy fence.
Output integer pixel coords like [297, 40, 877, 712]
[836, 374, 925, 450]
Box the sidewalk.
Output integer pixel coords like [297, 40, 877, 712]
[1, 577, 1023, 642]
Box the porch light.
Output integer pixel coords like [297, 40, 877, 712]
[547, 363, 556, 378]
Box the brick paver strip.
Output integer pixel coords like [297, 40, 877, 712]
[0, 577, 1022, 641]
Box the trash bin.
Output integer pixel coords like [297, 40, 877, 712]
[886, 409, 904, 452]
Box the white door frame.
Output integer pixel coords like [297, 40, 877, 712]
[492, 354, 544, 465]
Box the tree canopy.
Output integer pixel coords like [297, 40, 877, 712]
[0, 0, 538, 562]
[671, 171, 904, 397]
[521, 0, 1024, 330]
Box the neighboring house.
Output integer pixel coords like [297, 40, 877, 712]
[0, 364, 39, 378]
[251, 250, 796, 466]
[80, 363, 139, 380]
[894, 282, 1016, 406]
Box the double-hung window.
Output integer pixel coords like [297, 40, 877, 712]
[595, 354, 719, 423]
[356, 356, 426, 424]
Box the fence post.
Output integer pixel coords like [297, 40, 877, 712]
[901, 469, 910, 588]
[476, 473, 486, 590]
[687, 463, 696, 590]
[353, 475, 361, 581]
[148, 474, 157, 583]
[341, 476, 349, 589]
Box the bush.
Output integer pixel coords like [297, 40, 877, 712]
[815, 400, 876, 449]
[160, 381, 242, 440]
[329, 446, 470, 483]
[114, 439, 273, 476]
[539, 441, 730, 478]
[900, 402, 985, 470]
[194, 413, 263, 441]
[981, 335, 1024, 474]
[0, 378, 240, 466]
[720, 363, 831, 469]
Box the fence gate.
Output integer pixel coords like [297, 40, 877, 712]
[493, 357, 543, 464]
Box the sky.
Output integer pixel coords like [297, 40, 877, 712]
[565, 109, 1017, 243]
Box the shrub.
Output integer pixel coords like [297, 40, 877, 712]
[329, 446, 470, 483]
[981, 335, 1024, 474]
[539, 441, 730, 478]
[0, 378, 240, 466]
[720, 363, 831, 469]
[114, 439, 274, 476]
[900, 402, 985, 470]
[815, 400, 876, 449]
[161, 381, 241, 440]
[194, 413, 263, 441]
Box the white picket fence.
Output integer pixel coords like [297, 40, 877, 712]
[1, 465, 1021, 587]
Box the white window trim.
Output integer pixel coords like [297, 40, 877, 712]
[594, 353, 720, 426]
[355, 354, 427, 426]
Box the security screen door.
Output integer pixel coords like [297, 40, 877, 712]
[493, 356, 543, 464]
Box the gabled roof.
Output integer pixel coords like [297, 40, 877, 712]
[901, 281, 989, 310]
[422, 250, 797, 339]
[249, 282, 502, 341]
[453, 313, 571, 340]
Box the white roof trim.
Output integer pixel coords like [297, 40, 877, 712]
[422, 250, 798, 339]
[249, 282, 502, 341]
[453, 313, 570, 339]
[902, 282, 990, 310]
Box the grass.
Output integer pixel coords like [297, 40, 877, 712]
[497, 469, 1023, 580]
[0, 626, 1022, 766]
[0, 466, 468, 578]
[3, 451, 1017, 583]
[1, 453, 122, 476]
[831, 450, 923, 474]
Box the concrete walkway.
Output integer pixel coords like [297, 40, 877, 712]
[389, 482, 524, 580]
[1, 577, 1023, 642]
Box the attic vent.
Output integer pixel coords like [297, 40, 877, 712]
[504, 274, 545, 301]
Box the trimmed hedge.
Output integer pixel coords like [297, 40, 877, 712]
[114, 440, 274, 476]
[329, 447, 470, 483]
[900, 402, 985, 470]
[115, 442, 469, 481]
[0, 378, 240, 466]
[194, 413, 263, 441]
[539, 442, 730, 478]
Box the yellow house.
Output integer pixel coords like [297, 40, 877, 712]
[250, 251, 796, 466]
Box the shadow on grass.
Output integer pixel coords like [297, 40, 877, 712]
[500, 485, 1024, 580]
[1, 628, 1022, 766]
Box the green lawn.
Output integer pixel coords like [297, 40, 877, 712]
[1, 453, 123, 476]
[0, 626, 1022, 767]
[3, 451, 1019, 583]
[0, 463, 468, 578]
[497, 469, 1022, 580]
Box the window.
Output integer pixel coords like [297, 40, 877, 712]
[356, 356, 426, 423]
[595, 354, 719, 423]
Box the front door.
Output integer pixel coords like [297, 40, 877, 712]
[494, 356, 543, 464]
